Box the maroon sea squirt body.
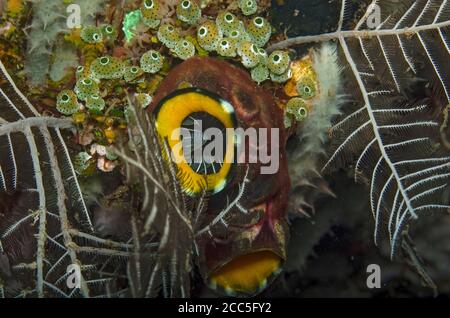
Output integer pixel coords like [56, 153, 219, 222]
[150, 57, 290, 296]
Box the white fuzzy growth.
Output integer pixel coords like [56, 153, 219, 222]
[25, 0, 67, 86]
[72, 0, 107, 23]
[25, 0, 106, 85]
[49, 45, 79, 82]
[288, 43, 344, 187]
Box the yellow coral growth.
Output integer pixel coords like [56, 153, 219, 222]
[284, 56, 317, 97]
[82, 43, 105, 66]
[7, 0, 24, 16]
[65, 28, 83, 47]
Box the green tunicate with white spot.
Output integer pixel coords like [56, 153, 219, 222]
[228, 25, 251, 44]
[56, 90, 79, 115]
[270, 68, 292, 83]
[101, 24, 118, 42]
[124, 65, 144, 82]
[246, 16, 271, 47]
[173, 38, 196, 60]
[86, 94, 106, 112]
[140, 50, 164, 73]
[296, 77, 317, 99]
[238, 0, 257, 16]
[251, 64, 269, 84]
[268, 50, 291, 75]
[141, 0, 160, 20]
[216, 38, 238, 57]
[90, 56, 126, 80]
[81, 26, 103, 44]
[216, 12, 241, 37]
[176, 0, 201, 25]
[238, 41, 260, 68]
[257, 48, 268, 65]
[197, 20, 223, 52]
[76, 66, 86, 80]
[74, 77, 100, 101]
[141, 0, 161, 29]
[286, 97, 308, 121]
[157, 24, 181, 49]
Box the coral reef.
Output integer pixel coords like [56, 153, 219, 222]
[1, 0, 449, 298]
